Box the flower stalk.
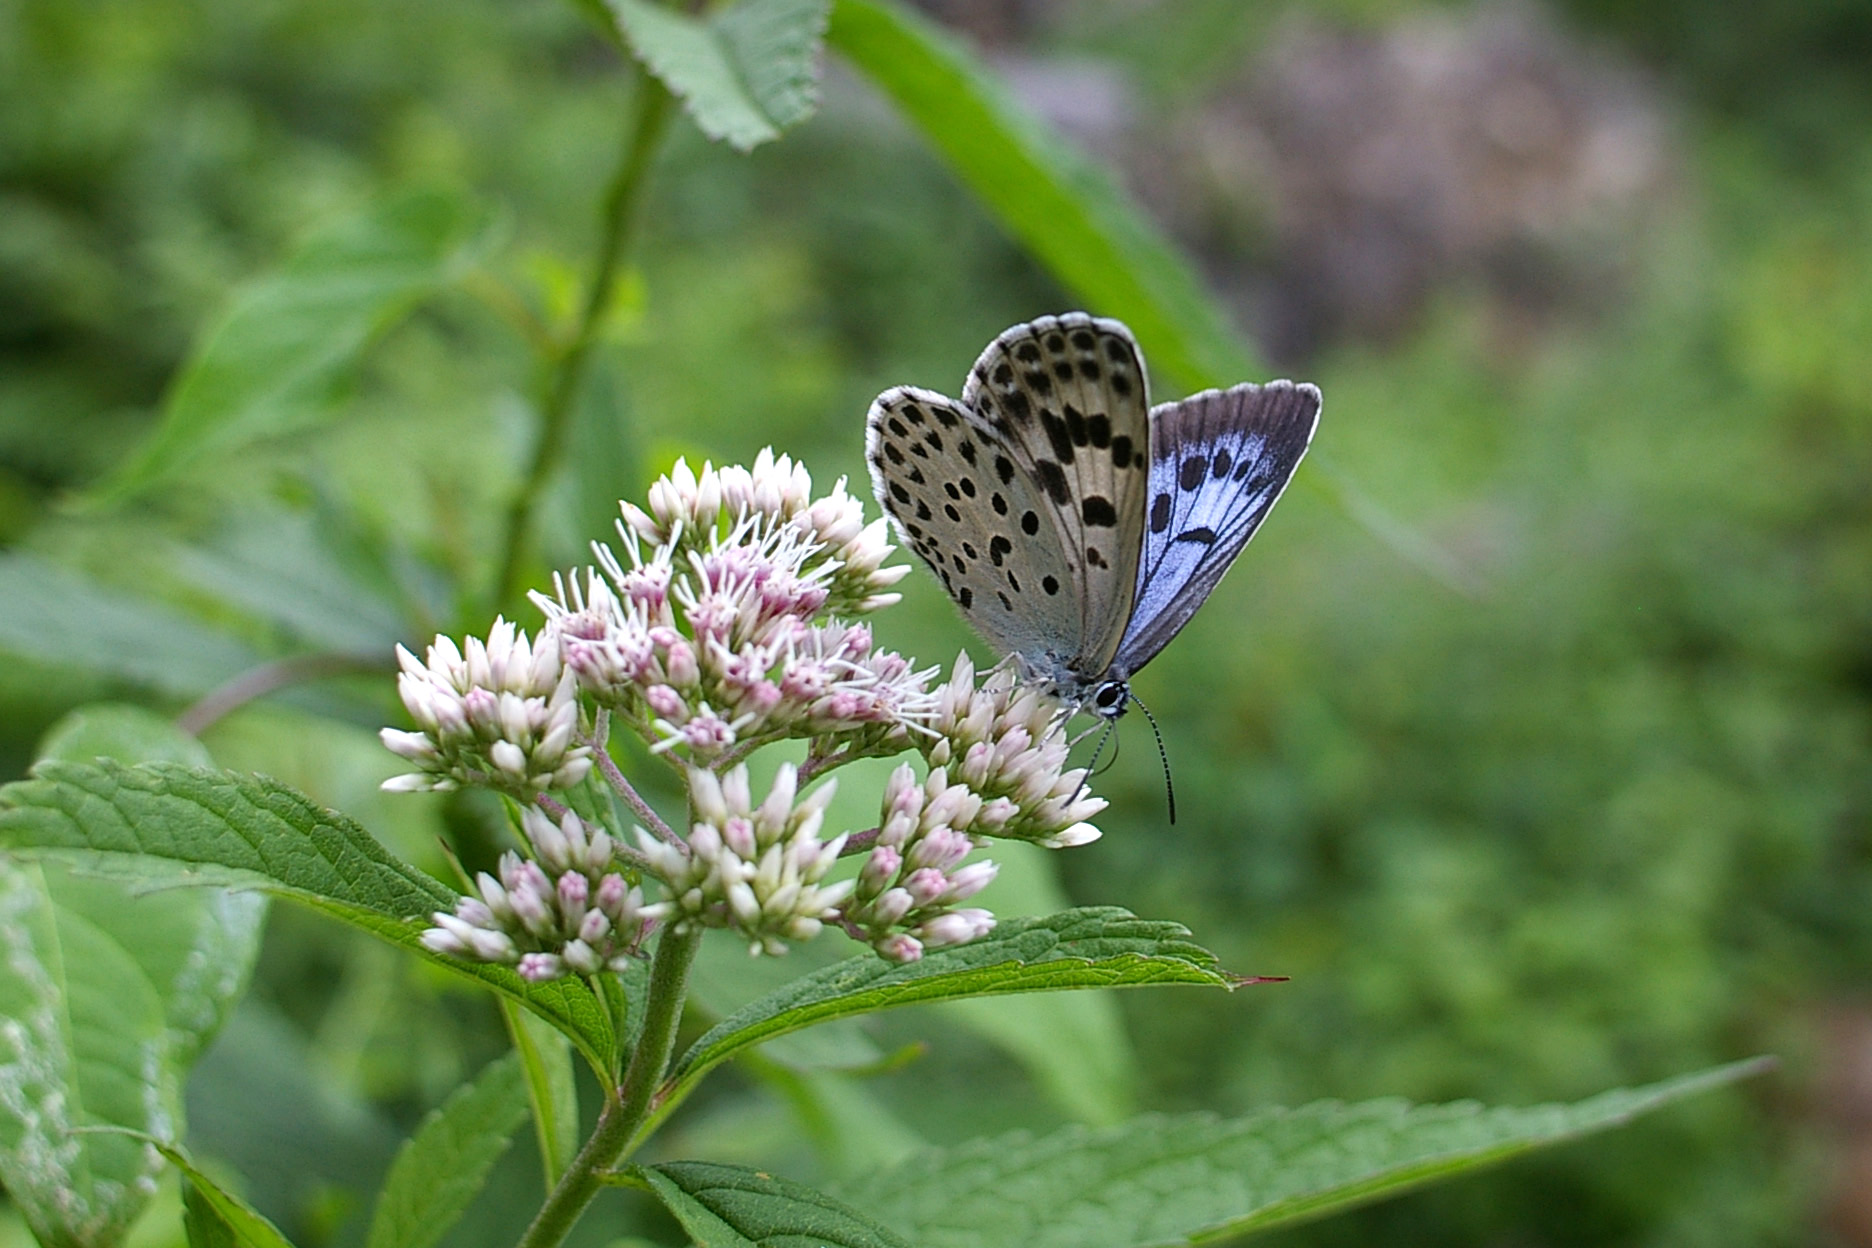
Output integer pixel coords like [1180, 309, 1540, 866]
[511, 922, 701, 1248]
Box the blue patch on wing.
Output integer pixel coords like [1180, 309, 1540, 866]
[1112, 381, 1320, 676]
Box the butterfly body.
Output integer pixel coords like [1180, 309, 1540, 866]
[866, 313, 1319, 717]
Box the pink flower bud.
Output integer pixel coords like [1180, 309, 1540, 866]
[876, 933, 923, 963]
[859, 845, 902, 894]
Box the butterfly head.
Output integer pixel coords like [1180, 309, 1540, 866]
[1091, 679, 1130, 720]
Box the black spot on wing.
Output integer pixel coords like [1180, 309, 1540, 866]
[1082, 496, 1118, 527]
[994, 455, 1015, 485]
[1150, 493, 1172, 533]
[958, 587, 973, 609]
[1064, 405, 1089, 446]
[1040, 411, 1076, 463]
[1211, 448, 1232, 479]
[1043, 575, 1060, 595]
[989, 536, 1012, 567]
[1111, 435, 1134, 470]
[1021, 510, 1040, 535]
[1179, 456, 1207, 491]
[1033, 460, 1071, 506]
[1175, 527, 1219, 545]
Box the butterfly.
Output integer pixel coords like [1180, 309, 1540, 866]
[865, 312, 1320, 724]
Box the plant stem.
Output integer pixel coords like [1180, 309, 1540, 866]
[592, 735, 680, 844]
[494, 78, 675, 611]
[177, 652, 389, 736]
[513, 923, 701, 1248]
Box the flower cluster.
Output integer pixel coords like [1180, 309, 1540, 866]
[534, 453, 927, 762]
[390, 451, 1118, 979]
[920, 655, 1107, 847]
[637, 764, 852, 956]
[382, 620, 591, 796]
[420, 808, 659, 980]
[840, 764, 999, 962]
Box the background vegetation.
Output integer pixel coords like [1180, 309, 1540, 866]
[2, 0, 1869, 1244]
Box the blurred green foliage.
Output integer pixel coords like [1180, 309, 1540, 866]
[2, 0, 1869, 1245]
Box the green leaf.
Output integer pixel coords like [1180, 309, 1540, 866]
[0, 712, 263, 1248]
[835, 1059, 1776, 1247]
[826, 0, 1254, 394]
[653, 909, 1228, 1140]
[0, 760, 621, 1084]
[0, 555, 265, 699]
[91, 188, 494, 504]
[633, 1161, 911, 1248]
[610, 0, 831, 152]
[365, 1053, 531, 1248]
[182, 1182, 242, 1248]
[136, 1135, 297, 1248]
[500, 1002, 580, 1186]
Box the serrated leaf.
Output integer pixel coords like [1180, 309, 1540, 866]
[610, 0, 831, 152]
[834, 1059, 1775, 1247]
[0, 761, 620, 1083]
[826, 0, 1253, 394]
[91, 188, 494, 504]
[0, 711, 263, 1248]
[651, 909, 1227, 1141]
[365, 1053, 530, 1248]
[634, 1161, 911, 1248]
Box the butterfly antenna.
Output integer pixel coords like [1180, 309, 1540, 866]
[1129, 692, 1177, 825]
[1065, 715, 1120, 810]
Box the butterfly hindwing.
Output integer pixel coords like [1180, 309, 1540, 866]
[957, 314, 1151, 680]
[1113, 380, 1321, 674]
[866, 385, 1082, 663]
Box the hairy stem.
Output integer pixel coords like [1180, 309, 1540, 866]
[512, 923, 701, 1248]
[592, 736, 680, 844]
[494, 78, 674, 610]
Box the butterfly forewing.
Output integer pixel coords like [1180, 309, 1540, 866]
[957, 314, 1151, 680]
[1113, 380, 1321, 674]
[866, 385, 1085, 664]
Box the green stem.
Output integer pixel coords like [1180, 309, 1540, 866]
[494, 78, 675, 610]
[513, 923, 702, 1248]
